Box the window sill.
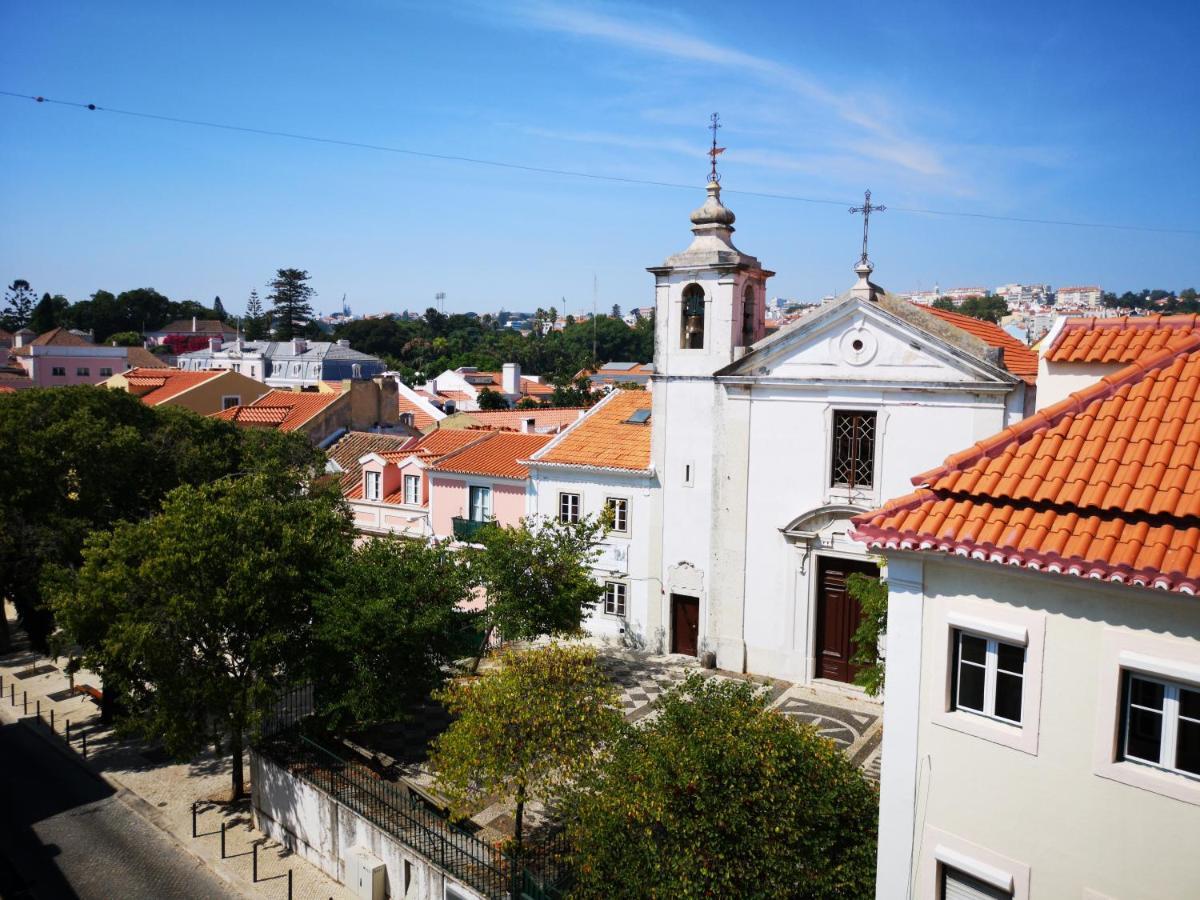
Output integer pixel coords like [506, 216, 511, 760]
[1094, 759, 1200, 806]
[933, 708, 1038, 756]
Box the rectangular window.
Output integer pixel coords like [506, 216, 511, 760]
[99, 367, 113, 377]
[221, 395, 240, 410]
[51, 367, 66, 377]
[830, 410, 877, 489]
[1119, 672, 1200, 778]
[940, 865, 1012, 899]
[469, 485, 492, 522]
[606, 497, 629, 533]
[559, 492, 581, 524]
[951, 630, 1025, 725]
[76, 367, 90, 377]
[604, 581, 627, 617]
[683, 462, 694, 487]
[403, 474, 420, 505]
[364, 471, 381, 501]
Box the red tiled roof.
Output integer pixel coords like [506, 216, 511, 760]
[535, 390, 653, 471]
[852, 333, 1200, 594]
[124, 346, 170, 369]
[214, 389, 341, 431]
[398, 393, 438, 430]
[452, 407, 585, 432]
[917, 304, 1039, 383]
[123, 367, 224, 405]
[1044, 314, 1200, 364]
[11, 327, 92, 356]
[430, 432, 554, 480]
[151, 319, 236, 336]
[327, 431, 414, 493]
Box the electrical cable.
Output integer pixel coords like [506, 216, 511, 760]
[3, 89, 1198, 237]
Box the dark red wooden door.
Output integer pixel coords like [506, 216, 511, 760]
[815, 558, 877, 682]
[671, 594, 699, 656]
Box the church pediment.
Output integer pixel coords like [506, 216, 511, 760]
[716, 296, 1017, 388]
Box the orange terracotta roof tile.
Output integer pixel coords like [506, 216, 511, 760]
[430, 432, 553, 480]
[326, 431, 414, 492]
[852, 333, 1200, 594]
[1044, 314, 1200, 364]
[124, 367, 223, 405]
[534, 390, 653, 471]
[455, 407, 585, 432]
[398, 393, 438, 430]
[214, 389, 341, 431]
[11, 327, 93, 356]
[917, 304, 1039, 383]
[405, 428, 494, 457]
[124, 346, 170, 369]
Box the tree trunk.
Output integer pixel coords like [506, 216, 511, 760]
[468, 624, 495, 675]
[229, 725, 245, 801]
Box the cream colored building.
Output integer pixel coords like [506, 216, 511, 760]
[857, 328, 1200, 898]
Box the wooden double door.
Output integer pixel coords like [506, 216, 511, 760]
[815, 556, 879, 683]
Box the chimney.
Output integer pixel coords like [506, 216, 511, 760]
[192, 316, 197, 332]
[14, 332, 28, 348]
[502, 362, 520, 396]
[522, 417, 536, 434]
[337, 338, 350, 348]
[209, 337, 223, 353]
[292, 338, 307, 355]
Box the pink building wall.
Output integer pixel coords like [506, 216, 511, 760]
[20, 348, 129, 387]
[430, 477, 526, 538]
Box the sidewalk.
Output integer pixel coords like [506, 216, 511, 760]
[0, 603, 350, 900]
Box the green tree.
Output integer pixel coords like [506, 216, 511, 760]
[470, 514, 608, 669]
[243, 289, 266, 340]
[52, 475, 354, 799]
[212, 295, 227, 320]
[476, 387, 510, 410]
[106, 331, 144, 347]
[848, 571, 888, 696]
[29, 292, 69, 333]
[431, 645, 621, 858]
[1, 279, 36, 331]
[562, 675, 878, 899]
[267, 268, 316, 340]
[314, 535, 476, 728]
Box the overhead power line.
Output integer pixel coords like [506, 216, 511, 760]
[3, 89, 1197, 237]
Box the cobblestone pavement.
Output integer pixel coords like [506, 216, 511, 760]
[590, 644, 883, 780]
[0, 721, 240, 900]
[0, 605, 350, 900]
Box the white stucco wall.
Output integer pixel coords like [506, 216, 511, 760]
[875, 554, 1200, 899]
[526, 464, 661, 650]
[1035, 358, 1124, 410]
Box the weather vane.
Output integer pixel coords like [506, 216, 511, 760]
[708, 112, 725, 183]
[849, 189, 886, 265]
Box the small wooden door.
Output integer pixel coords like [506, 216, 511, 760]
[670, 594, 700, 656]
[815, 557, 877, 682]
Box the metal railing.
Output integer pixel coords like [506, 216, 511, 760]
[257, 730, 570, 899]
[451, 517, 491, 542]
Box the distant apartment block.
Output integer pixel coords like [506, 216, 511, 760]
[1055, 285, 1104, 308]
[10, 327, 130, 387]
[994, 283, 1052, 306]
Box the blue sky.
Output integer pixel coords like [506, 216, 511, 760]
[1, 0, 1197, 316]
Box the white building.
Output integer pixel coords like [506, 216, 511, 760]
[526, 389, 658, 646]
[994, 283, 1052, 307]
[856, 326, 1200, 898]
[1055, 284, 1103, 308]
[417, 363, 552, 411]
[639, 175, 1033, 685]
[178, 337, 386, 388]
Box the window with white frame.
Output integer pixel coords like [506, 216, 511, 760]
[1119, 671, 1200, 778]
[468, 485, 492, 522]
[604, 581, 626, 617]
[559, 492, 580, 523]
[221, 395, 240, 410]
[606, 497, 628, 533]
[403, 474, 420, 505]
[364, 470, 381, 501]
[951, 629, 1025, 725]
[940, 865, 1012, 899]
[830, 410, 876, 489]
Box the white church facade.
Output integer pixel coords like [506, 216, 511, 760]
[624, 172, 1034, 686]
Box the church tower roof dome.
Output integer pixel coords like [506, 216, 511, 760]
[689, 180, 736, 228]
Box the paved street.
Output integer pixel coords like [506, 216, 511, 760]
[0, 722, 240, 900]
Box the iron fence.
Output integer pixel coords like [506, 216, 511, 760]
[257, 729, 571, 899]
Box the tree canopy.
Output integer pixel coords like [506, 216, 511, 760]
[268, 268, 316, 340]
[52, 474, 354, 799]
[1, 279, 36, 331]
[931, 293, 1009, 323]
[0, 387, 322, 649]
[431, 644, 622, 856]
[314, 535, 476, 729]
[562, 674, 878, 899]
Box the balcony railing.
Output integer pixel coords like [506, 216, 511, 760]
[452, 517, 492, 542]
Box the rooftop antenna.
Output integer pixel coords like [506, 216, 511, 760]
[592, 273, 598, 364]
